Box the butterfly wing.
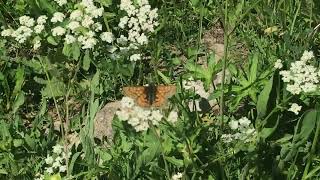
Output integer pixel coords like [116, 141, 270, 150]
[152, 85, 176, 107]
[123, 86, 151, 107]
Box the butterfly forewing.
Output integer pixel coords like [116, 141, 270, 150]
[123, 85, 176, 108]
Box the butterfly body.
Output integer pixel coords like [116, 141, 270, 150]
[123, 84, 176, 108]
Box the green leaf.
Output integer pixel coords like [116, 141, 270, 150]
[299, 110, 317, 140]
[13, 92, 25, 114]
[72, 43, 81, 60]
[82, 50, 91, 71]
[62, 43, 72, 57]
[37, 0, 55, 13]
[100, 0, 112, 7]
[260, 116, 279, 140]
[68, 152, 82, 176]
[13, 139, 23, 147]
[12, 67, 25, 97]
[165, 156, 184, 167]
[47, 36, 58, 45]
[41, 77, 66, 98]
[0, 72, 4, 80]
[249, 53, 258, 83]
[256, 74, 274, 119]
[91, 70, 100, 90]
[25, 134, 36, 149]
[157, 70, 171, 84]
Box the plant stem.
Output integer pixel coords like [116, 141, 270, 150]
[219, 0, 229, 127]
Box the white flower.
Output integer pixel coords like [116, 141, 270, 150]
[37, 15, 48, 24]
[136, 33, 148, 45]
[45, 155, 54, 164]
[19, 15, 35, 27]
[45, 167, 54, 174]
[228, 120, 239, 130]
[90, 7, 104, 18]
[221, 134, 233, 143]
[54, 0, 67, 6]
[11, 26, 33, 43]
[137, 0, 149, 6]
[301, 50, 314, 62]
[81, 37, 97, 49]
[59, 165, 67, 172]
[67, 21, 80, 31]
[100, 32, 114, 43]
[34, 175, 44, 180]
[65, 34, 76, 44]
[70, 10, 83, 21]
[52, 26, 66, 36]
[34, 25, 45, 34]
[238, 117, 251, 128]
[130, 54, 141, 61]
[134, 121, 149, 132]
[121, 97, 135, 108]
[171, 172, 183, 180]
[280, 70, 292, 83]
[52, 160, 61, 168]
[150, 110, 163, 125]
[116, 110, 130, 121]
[245, 128, 255, 135]
[128, 117, 140, 126]
[167, 111, 178, 123]
[274, 59, 283, 69]
[1, 29, 14, 37]
[81, 15, 94, 28]
[92, 22, 102, 32]
[55, 156, 63, 163]
[117, 35, 128, 45]
[301, 82, 317, 93]
[119, 16, 129, 29]
[80, 0, 94, 8]
[51, 12, 65, 23]
[52, 144, 63, 155]
[62, 152, 72, 159]
[289, 103, 302, 115]
[286, 83, 302, 95]
[33, 40, 41, 50]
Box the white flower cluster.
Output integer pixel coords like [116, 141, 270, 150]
[35, 144, 71, 179]
[171, 172, 183, 180]
[221, 117, 256, 144]
[288, 103, 302, 115]
[280, 50, 319, 95]
[1, 15, 47, 49]
[56, 0, 107, 49]
[116, 97, 178, 132]
[53, 0, 67, 6]
[117, 0, 159, 51]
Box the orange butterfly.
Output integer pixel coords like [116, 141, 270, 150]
[123, 84, 176, 108]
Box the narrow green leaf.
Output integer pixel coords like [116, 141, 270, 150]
[13, 92, 25, 114]
[82, 50, 91, 71]
[12, 67, 25, 97]
[165, 156, 184, 167]
[257, 74, 274, 119]
[47, 36, 58, 45]
[249, 53, 258, 83]
[157, 70, 171, 84]
[68, 152, 82, 176]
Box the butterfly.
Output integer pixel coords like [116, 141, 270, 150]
[123, 84, 176, 108]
